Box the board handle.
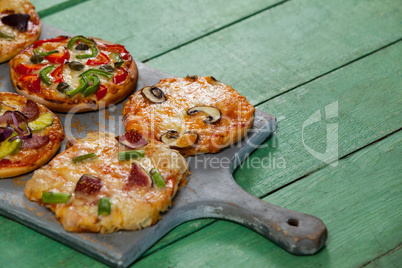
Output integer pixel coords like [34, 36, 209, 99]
[195, 178, 327, 255]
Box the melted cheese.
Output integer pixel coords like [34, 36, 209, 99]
[24, 133, 188, 233]
[123, 76, 255, 156]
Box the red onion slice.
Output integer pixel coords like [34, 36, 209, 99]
[0, 111, 32, 141]
[0, 125, 14, 142]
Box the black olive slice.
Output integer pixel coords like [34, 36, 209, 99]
[187, 106, 222, 124]
[75, 43, 89, 50]
[1, 14, 30, 32]
[30, 54, 44, 64]
[57, 82, 70, 93]
[141, 86, 166, 103]
[100, 64, 115, 73]
[68, 61, 84, 71]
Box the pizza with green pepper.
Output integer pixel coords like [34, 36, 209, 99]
[9, 35, 138, 113]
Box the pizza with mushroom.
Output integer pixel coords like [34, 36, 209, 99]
[0, 92, 64, 178]
[123, 76, 255, 157]
[0, 0, 41, 63]
[24, 131, 188, 233]
[9, 35, 138, 112]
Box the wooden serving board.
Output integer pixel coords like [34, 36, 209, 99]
[0, 24, 327, 267]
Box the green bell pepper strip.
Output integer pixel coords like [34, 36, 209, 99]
[118, 150, 145, 161]
[65, 76, 89, 98]
[150, 168, 166, 188]
[72, 152, 97, 163]
[67, 35, 99, 59]
[82, 75, 100, 97]
[33, 48, 58, 56]
[42, 192, 70, 203]
[0, 30, 15, 40]
[39, 65, 55, 86]
[111, 52, 124, 68]
[98, 197, 111, 216]
[80, 68, 113, 79]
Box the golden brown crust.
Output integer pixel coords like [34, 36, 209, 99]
[9, 36, 137, 113]
[123, 76, 255, 157]
[0, 0, 41, 63]
[0, 92, 64, 178]
[24, 133, 188, 233]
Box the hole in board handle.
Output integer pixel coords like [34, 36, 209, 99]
[287, 218, 299, 227]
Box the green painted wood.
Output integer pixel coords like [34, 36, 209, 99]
[41, 0, 284, 61]
[140, 40, 402, 256]
[0, 218, 106, 267]
[31, 0, 78, 13]
[0, 0, 399, 266]
[148, 0, 402, 105]
[133, 130, 402, 267]
[364, 246, 402, 268]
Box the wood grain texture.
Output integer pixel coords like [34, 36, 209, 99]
[148, 0, 402, 105]
[133, 130, 402, 267]
[40, 0, 283, 61]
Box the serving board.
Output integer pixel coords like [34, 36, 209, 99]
[0, 24, 327, 267]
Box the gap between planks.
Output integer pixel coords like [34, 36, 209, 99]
[361, 244, 402, 267]
[37, 0, 91, 18]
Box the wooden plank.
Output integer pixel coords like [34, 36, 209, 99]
[133, 130, 402, 267]
[148, 0, 402, 105]
[40, 0, 284, 61]
[141, 40, 402, 255]
[0, 218, 107, 267]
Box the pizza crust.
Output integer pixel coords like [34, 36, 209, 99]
[0, 0, 41, 63]
[0, 92, 64, 178]
[9, 36, 138, 113]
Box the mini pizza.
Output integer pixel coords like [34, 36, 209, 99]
[0, 0, 41, 63]
[0, 92, 64, 178]
[123, 76, 255, 157]
[24, 131, 188, 233]
[9, 35, 138, 112]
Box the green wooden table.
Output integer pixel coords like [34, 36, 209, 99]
[1, 0, 401, 267]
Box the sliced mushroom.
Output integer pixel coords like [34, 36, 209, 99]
[187, 106, 222, 124]
[160, 130, 198, 148]
[127, 163, 152, 187]
[141, 86, 166, 103]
